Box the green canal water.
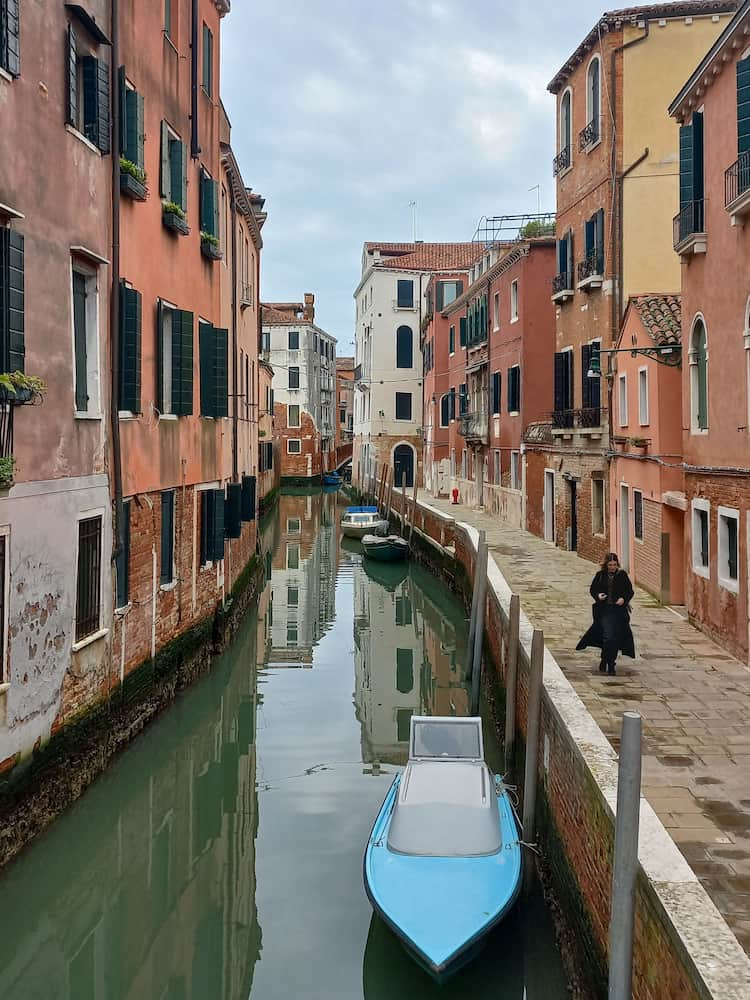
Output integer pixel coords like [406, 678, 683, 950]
[0, 492, 570, 999]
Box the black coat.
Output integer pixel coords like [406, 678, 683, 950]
[576, 569, 636, 658]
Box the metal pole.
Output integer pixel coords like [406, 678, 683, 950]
[504, 593, 521, 775]
[470, 539, 488, 714]
[465, 530, 485, 679]
[522, 628, 544, 890]
[401, 472, 407, 538]
[608, 712, 643, 1000]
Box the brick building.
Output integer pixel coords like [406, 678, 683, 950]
[670, 0, 750, 660]
[539, 2, 735, 562]
[336, 356, 354, 449]
[258, 359, 279, 509]
[261, 295, 336, 483]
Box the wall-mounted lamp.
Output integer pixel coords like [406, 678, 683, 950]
[586, 342, 682, 378]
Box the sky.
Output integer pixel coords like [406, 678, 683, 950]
[221, 1, 606, 353]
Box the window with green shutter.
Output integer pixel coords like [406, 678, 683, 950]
[1, 0, 20, 77]
[119, 68, 145, 170]
[115, 499, 131, 609]
[396, 648, 414, 694]
[160, 121, 187, 210]
[160, 490, 175, 584]
[199, 321, 228, 417]
[200, 489, 225, 564]
[0, 227, 24, 375]
[65, 23, 110, 153]
[241, 475, 256, 521]
[200, 170, 219, 237]
[119, 281, 142, 412]
[459, 317, 466, 348]
[202, 23, 213, 97]
[157, 301, 193, 416]
[738, 58, 750, 155]
[692, 319, 708, 431]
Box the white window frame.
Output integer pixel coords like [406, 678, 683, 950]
[510, 280, 519, 323]
[689, 313, 709, 435]
[158, 299, 180, 419]
[585, 54, 602, 148]
[633, 488, 644, 541]
[493, 292, 500, 331]
[638, 366, 649, 426]
[510, 451, 521, 491]
[592, 477, 605, 536]
[718, 506, 740, 593]
[287, 438, 302, 454]
[73, 507, 108, 651]
[618, 373, 628, 427]
[559, 87, 573, 167]
[288, 403, 301, 428]
[70, 260, 102, 419]
[691, 498, 710, 579]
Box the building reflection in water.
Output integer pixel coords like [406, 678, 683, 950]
[258, 491, 338, 668]
[0, 610, 262, 1000]
[352, 552, 470, 766]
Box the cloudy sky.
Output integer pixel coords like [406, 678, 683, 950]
[222, 1, 604, 353]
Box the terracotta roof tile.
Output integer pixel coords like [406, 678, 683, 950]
[366, 242, 483, 272]
[261, 303, 304, 324]
[630, 294, 682, 345]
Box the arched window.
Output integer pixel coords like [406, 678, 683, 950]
[560, 89, 572, 156]
[396, 325, 413, 369]
[690, 317, 708, 431]
[586, 57, 601, 143]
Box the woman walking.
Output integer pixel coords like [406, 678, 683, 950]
[576, 553, 635, 676]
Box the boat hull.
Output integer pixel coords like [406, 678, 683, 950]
[363, 775, 522, 981]
[361, 535, 409, 562]
[340, 521, 389, 540]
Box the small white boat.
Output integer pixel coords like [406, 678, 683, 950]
[340, 507, 389, 540]
[361, 534, 409, 562]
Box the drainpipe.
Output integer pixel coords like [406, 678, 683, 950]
[231, 193, 239, 483]
[190, 0, 200, 158]
[110, 0, 123, 569]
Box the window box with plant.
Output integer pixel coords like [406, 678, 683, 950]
[199, 168, 221, 260]
[0, 373, 46, 494]
[120, 157, 148, 201]
[200, 231, 222, 261]
[162, 201, 189, 235]
[159, 121, 188, 234]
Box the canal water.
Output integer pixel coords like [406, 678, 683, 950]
[0, 491, 570, 1000]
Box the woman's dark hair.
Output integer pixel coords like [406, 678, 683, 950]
[601, 552, 620, 572]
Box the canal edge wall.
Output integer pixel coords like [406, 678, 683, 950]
[388, 492, 750, 1000]
[0, 554, 267, 872]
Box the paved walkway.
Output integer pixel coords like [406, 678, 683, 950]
[419, 492, 750, 955]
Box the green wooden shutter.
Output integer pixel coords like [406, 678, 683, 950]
[738, 59, 750, 155]
[225, 483, 242, 539]
[396, 648, 414, 694]
[200, 173, 218, 236]
[82, 56, 110, 154]
[73, 271, 88, 411]
[169, 139, 183, 209]
[241, 475, 257, 521]
[156, 299, 164, 411]
[566, 229, 574, 285]
[66, 24, 78, 126]
[125, 88, 145, 169]
[160, 492, 174, 584]
[116, 499, 130, 608]
[213, 327, 229, 417]
[179, 141, 188, 211]
[118, 66, 127, 155]
[119, 282, 142, 412]
[200, 491, 212, 564]
[459, 317, 466, 347]
[199, 322, 213, 416]
[679, 124, 694, 210]
[174, 310, 194, 415]
[557, 235, 567, 276]
[0, 229, 24, 374]
[581, 345, 591, 408]
[585, 216, 595, 258]
[159, 120, 171, 198]
[692, 112, 704, 203]
[3, 0, 20, 77]
[595, 209, 604, 267]
[211, 488, 225, 561]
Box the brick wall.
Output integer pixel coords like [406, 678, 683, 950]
[275, 403, 322, 480]
[525, 450, 547, 539]
[632, 498, 662, 600]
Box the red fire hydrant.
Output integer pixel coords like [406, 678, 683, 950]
[451, 487, 459, 505]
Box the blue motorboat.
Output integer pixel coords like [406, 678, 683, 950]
[322, 472, 343, 486]
[363, 716, 522, 981]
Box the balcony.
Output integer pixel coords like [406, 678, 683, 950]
[725, 152, 750, 224]
[576, 253, 603, 291]
[458, 410, 488, 445]
[553, 145, 571, 177]
[240, 280, 253, 309]
[550, 407, 605, 438]
[673, 199, 706, 256]
[551, 271, 574, 304]
[579, 119, 599, 151]
[354, 363, 363, 384]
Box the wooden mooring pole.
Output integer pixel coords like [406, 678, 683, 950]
[470, 538, 489, 715]
[408, 476, 418, 547]
[401, 472, 407, 538]
[503, 593, 521, 775]
[465, 530, 486, 680]
[522, 628, 545, 891]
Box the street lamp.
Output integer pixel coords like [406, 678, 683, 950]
[586, 341, 682, 378]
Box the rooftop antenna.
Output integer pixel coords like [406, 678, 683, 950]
[409, 200, 418, 242]
[528, 184, 541, 215]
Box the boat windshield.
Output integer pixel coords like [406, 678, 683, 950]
[346, 514, 375, 524]
[412, 719, 481, 760]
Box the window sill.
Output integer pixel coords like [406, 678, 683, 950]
[159, 413, 178, 421]
[583, 137, 602, 155]
[115, 602, 132, 616]
[509, 410, 520, 417]
[119, 410, 136, 420]
[72, 627, 109, 653]
[74, 411, 102, 421]
[718, 575, 740, 595]
[692, 564, 710, 580]
[690, 427, 709, 435]
[558, 164, 573, 180]
[160, 580, 178, 593]
[65, 125, 101, 156]
[510, 317, 519, 325]
[0, 67, 13, 84]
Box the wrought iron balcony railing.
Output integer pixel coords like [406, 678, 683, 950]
[579, 119, 599, 150]
[550, 407, 605, 431]
[458, 410, 489, 442]
[673, 199, 705, 249]
[553, 145, 571, 177]
[354, 363, 363, 382]
[552, 272, 572, 296]
[577, 253, 604, 284]
[725, 151, 750, 208]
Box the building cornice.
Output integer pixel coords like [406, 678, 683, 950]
[220, 142, 264, 249]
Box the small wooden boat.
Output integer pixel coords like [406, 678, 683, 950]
[340, 507, 389, 540]
[361, 534, 409, 562]
[363, 716, 522, 981]
[322, 472, 343, 486]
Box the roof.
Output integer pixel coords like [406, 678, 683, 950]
[443, 238, 555, 316]
[364, 242, 483, 271]
[261, 303, 304, 324]
[336, 356, 355, 369]
[669, 0, 749, 118]
[548, 2, 738, 94]
[628, 294, 682, 345]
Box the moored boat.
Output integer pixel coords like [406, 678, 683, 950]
[340, 507, 389, 540]
[361, 534, 409, 562]
[322, 472, 343, 486]
[363, 716, 522, 981]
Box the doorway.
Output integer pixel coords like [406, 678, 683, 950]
[568, 480, 578, 552]
[544, 470, 555, 543]
[393, 444, 415, 489]
[620, 484, 630, 571]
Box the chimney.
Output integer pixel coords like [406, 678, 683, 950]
[304, 292, 315, 322]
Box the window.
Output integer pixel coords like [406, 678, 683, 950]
[396, 279, 414, 309]
[115, 500, 131, 609]
[583, 209, 605, 276]
[200, 488, 225, 565]
[633, 490, 643, 541]
[493, 450, 500, 485]
[288, 366, 300, 389]
[397, 708, 413, 743]
[286, 543, 300, 570]
[461, 449, 467, 480]
[581, 343, 601, 413]
[287, 517, 301, 533]
[436, 280, 463, 309]
[440, 393, 450, 427]
[449, 325, 455, 355]
[511, 451, 521, 491]
[618, 374, 628, 427]
[118, 280, 142, 413]
[288, 586, 299, 607]
[158, 301, 193, 415]
[395, 596, 412, 626]
[396, 648, 414, 694]
[396, 325, 413, 368]
[459, 383, 468, 415]
[450, 449, 456, 478]
[288, 404, 300, 427]
[118, 72, 145, 175]
[395, 392, 412, 420]
[559, 88, 572, 158]
[459, 317, 467, 348]
[678, 112, 704, 241]
[690, 318, 708, 431]
[638, 368, 649, 425]
[507, 366, 520, 413]
[287, 439, 302, 454]
[553, 350, 574, 417]
[159, 121, 188, 212]
[71, 267, 101, 415]
[718, 507, 739, 591]
[492, 371, 501, 415]
[199, 321, 228, 417]
[585, 57, 601, 144]
[1, 0, 20, 76]
[510, 280, 519, 322]
[493, 292, 500, 330]
[164, 0, 172, 37]
[286, 625, 298, 646]
[340, 407, 346, 424]
[556, 229, 574, 292]
[691, 499, 710, 578]
[199, 168, 219, 239]
[449, 387, 456, 420]
[65, 24, 111, 153]
[592, 478, 604, 535]
[202, 23, 213, 97]
[288, 330, 299, 350]
[75, 515, 102, 642]
[160, 490, 175, 584]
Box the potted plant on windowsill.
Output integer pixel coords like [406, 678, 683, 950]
[200, 231, 222, 261]
[162, 201, 189, 235]
[119, 157, 148, 201]
[0, 371, 46, 405]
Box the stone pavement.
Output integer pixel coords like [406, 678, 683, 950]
[419, 492, 750, 955]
